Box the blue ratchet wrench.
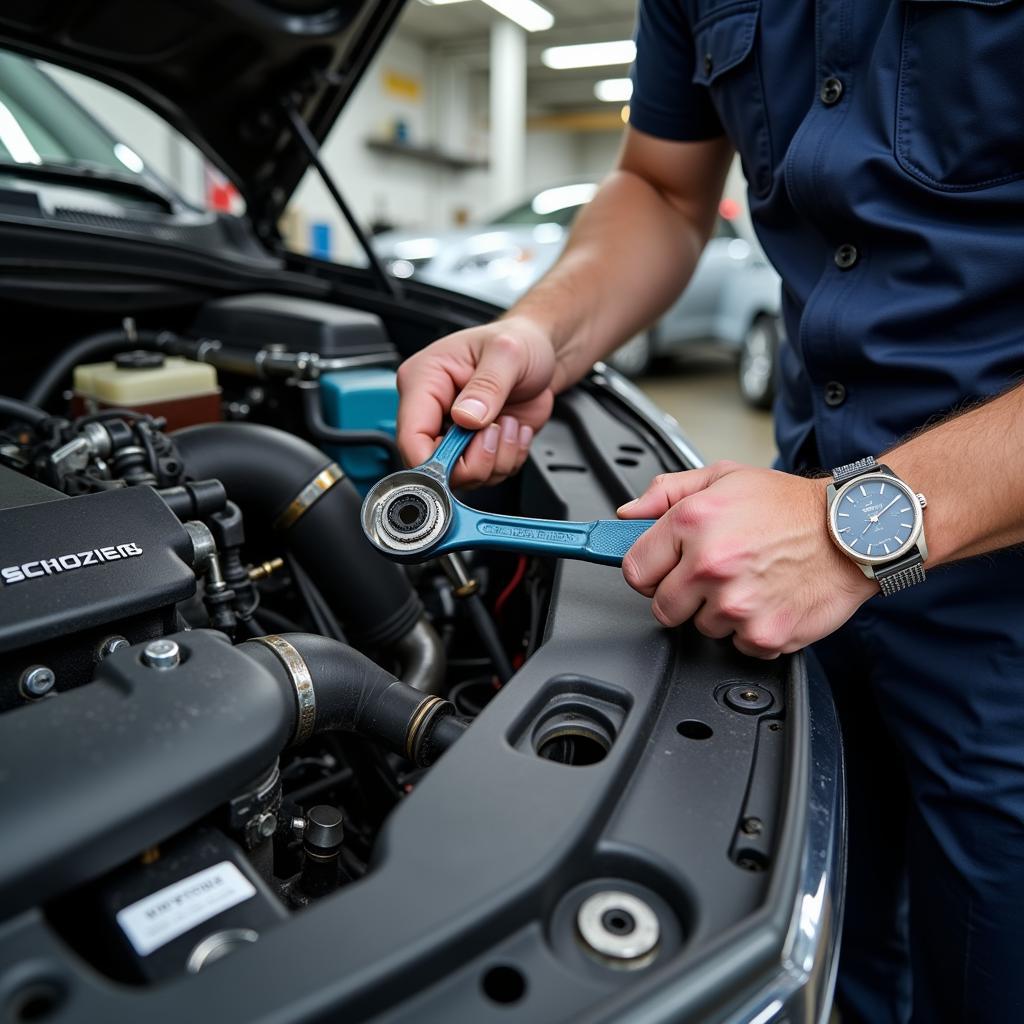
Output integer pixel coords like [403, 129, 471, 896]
[360, 425, 655, 566]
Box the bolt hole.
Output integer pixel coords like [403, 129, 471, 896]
[7, 981, 65, 1022]
[601, 909, 636, 936]
[736, 849, 769, 873]
[676, 720, 713, 740]
[481, 965, 527, 1005]
[768, 722, 782, 732]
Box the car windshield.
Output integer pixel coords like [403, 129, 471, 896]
[489, 183, 598, 228]
[0, 51, 146, 178]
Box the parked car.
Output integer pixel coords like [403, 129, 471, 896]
[0, 8, 841, 1024]
[373, 184, 784, 406]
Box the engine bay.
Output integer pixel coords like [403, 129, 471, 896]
[0, 291, 841, 1023]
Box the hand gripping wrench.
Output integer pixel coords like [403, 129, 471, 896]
[361, 425, 655, 566]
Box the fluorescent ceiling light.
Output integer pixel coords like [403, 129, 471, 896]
[595, 77, 633, 103]
[481, 0, 554, 32]
[532, 183, 598, 216]
[542, 40, 636, 69]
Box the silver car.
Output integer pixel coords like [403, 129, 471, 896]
[373, 183, 784, 407]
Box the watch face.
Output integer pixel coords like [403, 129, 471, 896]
[830, 474, 921, 564]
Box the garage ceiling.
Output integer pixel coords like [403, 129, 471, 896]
[398, 0, 639, 115]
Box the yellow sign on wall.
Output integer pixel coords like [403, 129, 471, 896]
[383, 70, 422, 102]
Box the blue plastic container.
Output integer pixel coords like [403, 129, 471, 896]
[318, 368, 399, 494]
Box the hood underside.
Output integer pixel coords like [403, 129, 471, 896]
[0, 0, 404, 223]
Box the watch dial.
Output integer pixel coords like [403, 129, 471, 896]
[834, 479, 916, 559]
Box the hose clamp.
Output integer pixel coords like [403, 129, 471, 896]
[274, 463, 345, 532]
[253, 635, 316, 745]
[405, 694, 446, 763]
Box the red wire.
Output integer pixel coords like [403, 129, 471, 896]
[494, 556, 528, 617]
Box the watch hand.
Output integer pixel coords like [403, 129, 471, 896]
[878, 495, 901, 517]
[860, 522, 873, 536]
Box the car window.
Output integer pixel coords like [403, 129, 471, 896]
[0, 48, 228, 212]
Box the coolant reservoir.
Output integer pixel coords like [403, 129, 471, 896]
[319, 367, 398, 494]
[73, 352, 221, 430]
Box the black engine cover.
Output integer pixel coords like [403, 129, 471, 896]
[0, 466, 196, 705]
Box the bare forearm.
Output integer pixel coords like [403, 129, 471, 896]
[885, 383, 1024, 565]
[506, 133, 733, 390]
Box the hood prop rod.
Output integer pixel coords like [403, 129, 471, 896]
[282, 100, 401, 300]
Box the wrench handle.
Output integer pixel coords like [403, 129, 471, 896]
[446, 508, 655, 567]
[425, 424, 476, 477]
[583, 518, 655, 565]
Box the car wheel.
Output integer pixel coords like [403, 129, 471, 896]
[607, 331, 652, 379]
[738, 315, 779, 409]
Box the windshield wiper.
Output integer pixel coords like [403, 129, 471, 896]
[0, 159, 175, 213]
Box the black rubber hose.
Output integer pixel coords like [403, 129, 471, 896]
[298, 381, 402, 471]
[241, 634, 466, 767]
[0, 395, 52, 427]
[465, 592, 514, 684]
[172, 422, 422, 648]
[24, 328, 175, 408]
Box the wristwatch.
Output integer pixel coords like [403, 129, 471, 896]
[826, 457, 928, 596]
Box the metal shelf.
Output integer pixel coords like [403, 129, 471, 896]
[365, 138, 487, 172]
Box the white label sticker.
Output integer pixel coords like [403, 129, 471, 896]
[116, 860, 257, 956]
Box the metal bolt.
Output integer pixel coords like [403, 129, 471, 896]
[98, 635, 130, 659]
[304, 805, 345, 855]
[291, 816, 307, 839]
[741, 817, 763, 836]
[19, 665, 55, 699]
[142, 639, 181, 670]
[255, 812, 278, 839]
[724, 684, 773, 714]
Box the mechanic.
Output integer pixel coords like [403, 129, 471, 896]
[395, 2, 1024, 1020]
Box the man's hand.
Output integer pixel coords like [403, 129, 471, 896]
[396, 316, 561, 488]
[618, 462, 876, 658]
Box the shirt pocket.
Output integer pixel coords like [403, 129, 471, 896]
[691, 0, 773, 197]
[897, 0, 1024, 191]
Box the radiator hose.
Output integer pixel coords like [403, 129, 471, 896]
[242, 634, 466, 766]
[173, 422, 445, 692]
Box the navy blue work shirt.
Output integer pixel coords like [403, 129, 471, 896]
[630, 0, 1024, 473]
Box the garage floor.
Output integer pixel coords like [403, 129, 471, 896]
[637, 353, 777, 468]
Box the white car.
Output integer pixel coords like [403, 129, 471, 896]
[374, 183, 784, 407]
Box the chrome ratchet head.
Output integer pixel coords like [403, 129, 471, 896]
[360, 424, 474, 561]
[361, 469, 453, 560]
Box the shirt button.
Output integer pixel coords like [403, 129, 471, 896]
[704, 53, 714, 76]
[820, 77, 844, 106]
[834, 244, 859, 269]
[824, 381, 847, 407]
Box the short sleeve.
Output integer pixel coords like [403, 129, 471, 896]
[629, 0, 724, 141]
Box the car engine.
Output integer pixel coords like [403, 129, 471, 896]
[0, 291, 841, 1024]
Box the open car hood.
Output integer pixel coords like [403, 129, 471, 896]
[0, 0, 404, 224]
